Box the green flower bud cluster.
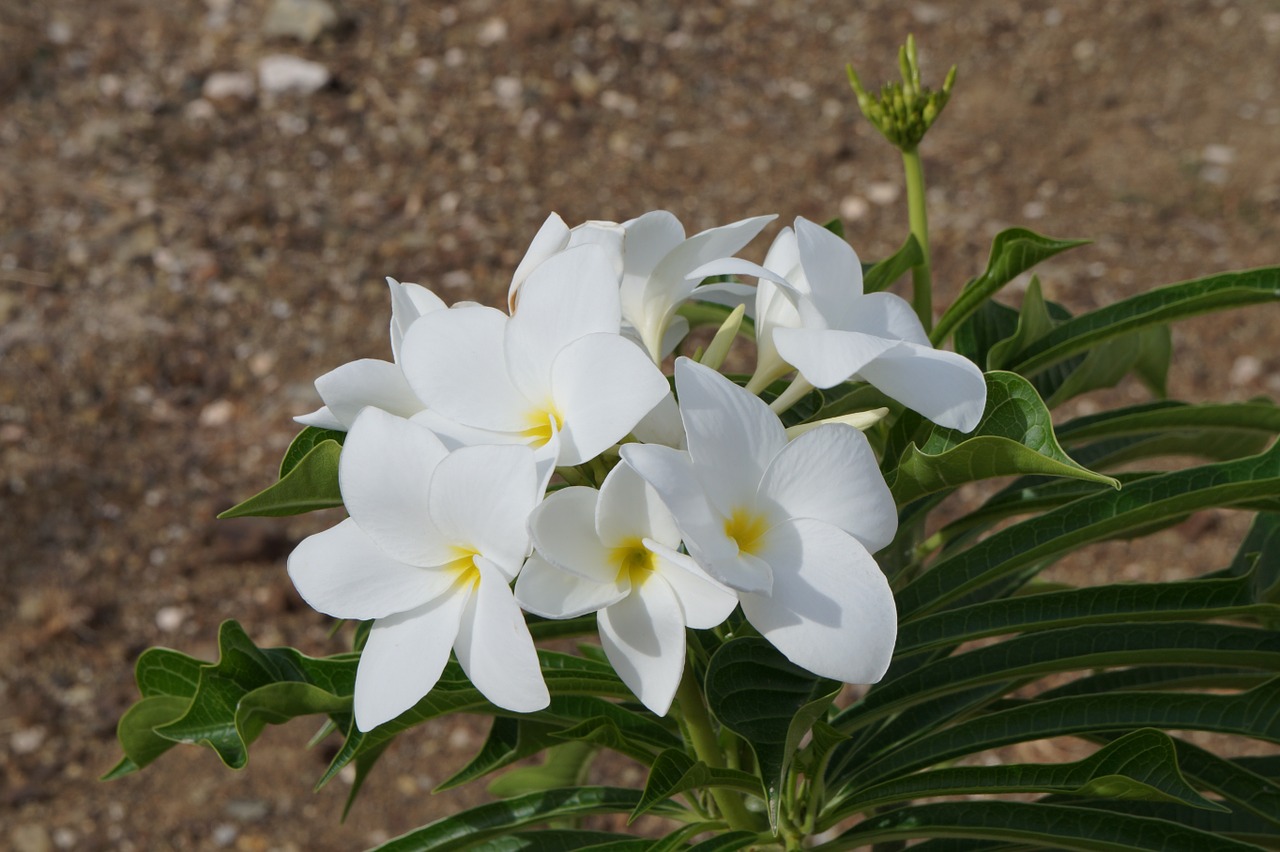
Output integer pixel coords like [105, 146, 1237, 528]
[847, 34, 956, 152]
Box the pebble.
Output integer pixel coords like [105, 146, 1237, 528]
[476, 17, 508, 46]
[11, 726, 46, 755]
[202, 71, 256, 103]
[154, 606, 186, 632]
[258, 55, 331, 95]
[1201, 144, 1235, 166]
[262, 0, 340, 43]
[866, 181, 901, 205]
[10, 825, 52, 852]
[839, 195, 869, 221]
[1230, 355, 1262, 386]
[199, 398, 235, 427]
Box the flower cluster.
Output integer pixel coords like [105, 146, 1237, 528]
[287, 211, 986, 731]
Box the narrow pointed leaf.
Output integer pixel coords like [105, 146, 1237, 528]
[453, 830, 651, 852]
[630, 748, 764, 822]
[218, 438, 344, 518]
[437, 716, 564, 792]
[1057, 400, 1280, 444]
[863, 234, 923, 293]
[1007, 266, 1280, 377]
[896, 444, 1280, 618]
[933, 227, 1089, 345]
[279, 426, 346, 477]
[488, 742, 597, 799]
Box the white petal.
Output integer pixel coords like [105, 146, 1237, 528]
[599, 576, 686, 715]
[340, 408, 454, 566]
[509, 212, 570, 309]
[674, 357, 785, 515]
[621, 210, 685, 281]
[311, 358, 424, 429]
[630, 391, 686, 450]
[552, 333, 670, 466]
[515, 552, 628, 619]
[740, 518, 896, 684]
[355, 588, 470, 730]
[389, 278, 447, 363]
[684, 281, 760, 317]
[596, 461, 681, 550]
[528, 486, 618, 584]
[795, 216, 863, 326]
[841, 291, 930, 346]
[288, 518, 459, 620]
[505, 245, 623, 401]
[857, 344, 988, 433]
[685, 257, 790, 288]
[645, 540, 738, 630]
[772, 327, 898, 389]
[401, 304, 531, 432]
[455, 558, 550, 713]
[566, 220, 626, 282]
[294, 405, 344, 431]
[755, 277, 803, 383]
[617, 445, 762, 592]
[655, 215, 776, 284]
[409, 408, 518, 451]
[658, 314, 690, 359]
[758, 423, 897, 553]
[762, 226, 801, 280]
[428, 444, 537, 577]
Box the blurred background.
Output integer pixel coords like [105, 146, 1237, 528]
[1, 0, 1277, 849]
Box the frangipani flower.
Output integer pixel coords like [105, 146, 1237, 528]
[515, 463, 736, 715]
[287, 408, 548, 730]
[296, 278, 443, 430]
[694, 217, 987, 432]
[508, 213, 626, 310]
[401, 244, 669, 467]
[621, 358, 898, 684]
[620, 211, 775, 362]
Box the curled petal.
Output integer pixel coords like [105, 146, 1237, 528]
[856, 344, 988, 433]
[599, 575, 686, 716]
[509, 212, 570, 309]
[428, 443, 537, 578]
[307, 358, 424, 430]
[644, 539, 738, 630]
[772, 327, 897, 390]
[515, 552, 628, 619]
[596, 461, 681, 550]
[795, 216, 864, 325]
[389, 278, 447, 363]
[287, 518, 457, 620]
[340, 408, 454, 567]
[528, 486, 618, 584]
[759, 423, 897, 554]
[354, 587, 470, 731]
[740, 518, 896, 685]
[455, 558, 550, 713]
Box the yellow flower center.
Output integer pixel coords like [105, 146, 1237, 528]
[519, 406, 564, 448]
[610, 538, 657, 586]
[724, 508, 769, 556]
[444, 547, 482, 589]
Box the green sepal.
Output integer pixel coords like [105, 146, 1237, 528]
[629, 748, 764, 823]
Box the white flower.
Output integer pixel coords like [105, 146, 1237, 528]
[401, 244, 669, 468]
[507, 213, 626, 310]
[295, 278, 444, 431]
[515, 463, 737, 715]
[620, 358, 898, 685]
[286, 408, 549, 730]
[694, 217, 987, 432]
[620, 211, 775, 362]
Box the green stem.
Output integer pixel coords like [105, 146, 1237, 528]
[675, 668, 757, 832]
[901, 145, 932, 333]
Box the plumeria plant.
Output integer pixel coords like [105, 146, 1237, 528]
[109, 38, 1280, 851]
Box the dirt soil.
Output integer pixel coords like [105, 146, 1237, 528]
[2, 0, 1278, 849]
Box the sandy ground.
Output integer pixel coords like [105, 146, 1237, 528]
[2, 1, 1278, 849]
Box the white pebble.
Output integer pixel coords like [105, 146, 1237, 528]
[258, 55, 330, 95]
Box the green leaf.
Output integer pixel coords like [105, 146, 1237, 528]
[895, 572, 1280, 656]
[1038, 666, 1269, 700]
[682, 832, 762, 852]
[488, 742, 597, 799]
[1164, 737, 1280, 828]
[839, 623, 1280, 733]
[821, 800, 1262, 852]
[885, 371, 1118, 506]
[1131, 325, 1172, 397]
[846, 678, 1280, 788]
[987, 278, 1056, 370]
[825, 729, 1223, 824]
[895, 443, 1280, 618]
[370, 788, 685, 852]
[460, 830, 652, 852]
[279, 426, 346, 477]
[438, 717, 564, 792]
[1006, 266, 1280, 377]
[704, 638, 840, 828]
[630, 748, 764, 822]
[933, 227, 1089, 345]
[1057, 399, 1280, 444]
[863, 234, 923, 293]
[218, 437, 344, 518]
[105, 695, 191, 778]
[1032, 798, 1280, 848]
[135, 646, 204, 699]
[1223, 512, 1280, 605]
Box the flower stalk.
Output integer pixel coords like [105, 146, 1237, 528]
[675, 667, 759, 833]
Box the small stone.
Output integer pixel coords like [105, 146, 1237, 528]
[839, 196, 869, 221]
[263, 0, 339, 43]
[11, 726, 46, 755]
[258, 55, 330, 95]
[1230, 355, 1262, 386]
[441, 269, 472, 289]
[492, 76, 522, 107]
[1201, 144, 1235, 166]
[46, 20, 73, 45]
[155, 606, 186, 632]
[212, 824, 238, 847]
[225, 798, 270, 822]
[1022, 200, 1047, 219]
[866, 181, 901, 205]
[203, 71, 256, 102]
[476, 17, 508, 46]
[199, 399, 235, 427]
[10, 825, 52, 852]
